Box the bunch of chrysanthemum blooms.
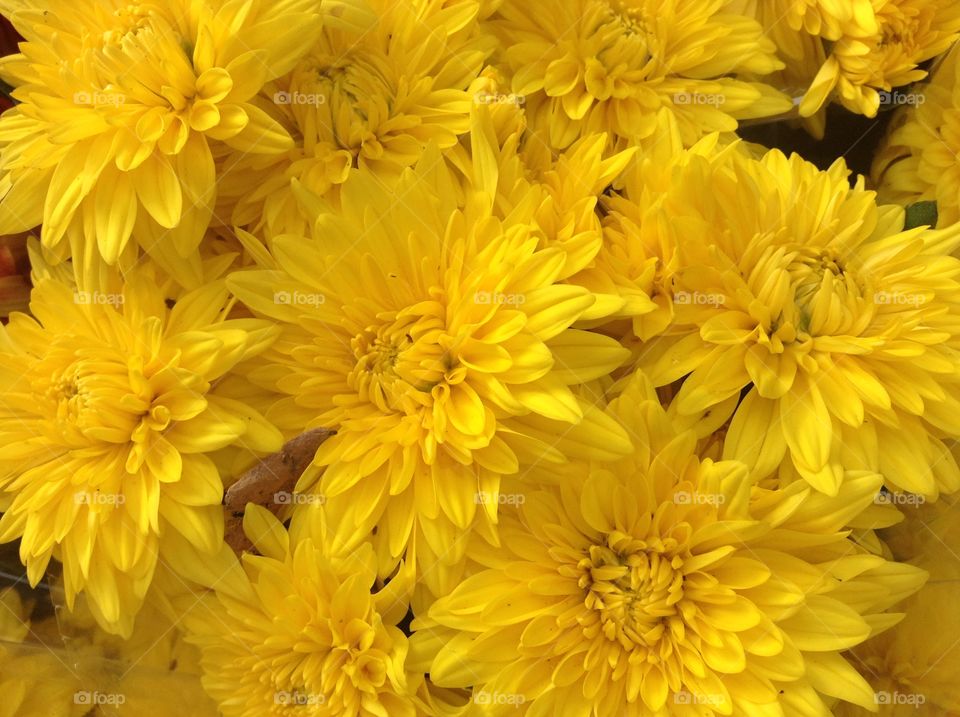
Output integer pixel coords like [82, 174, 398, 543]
[0, 0, 959, 716]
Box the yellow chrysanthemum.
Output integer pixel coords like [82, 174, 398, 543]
[412, 371, 926, 716]
[766, 0, 879, 40]
[0, 268, 281, 636]
[752, 0, 960, 118]
[836, 496, 960, 717]
[220, 0, 491, 238]
[0, 0, 321, 269]
[806, 0, 960, 117]
[487, 0, 790, 150]
[0, 576, 218, 717]
[0, 641, 87, 717]
[180, 504, 430, 717]
[731, 0, 871, 137]
[23, 218, 263, 310]
[446, 108, 637, 288]
[227, 133, 634, 595]
[873, 44, 960, 228]
[0, 586, 89, 717]
[19, 584, 220, 717]
[569, 109, 708, 341]
[584, 119, 960, 497]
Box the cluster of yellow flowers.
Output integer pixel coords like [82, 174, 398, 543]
[0, 1, 958, 716]
[752, 0, 960, 128]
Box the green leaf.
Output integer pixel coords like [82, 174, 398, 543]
[904, 200, 938, 230]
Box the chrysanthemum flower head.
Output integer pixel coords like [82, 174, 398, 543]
[772, 0, 878, 39]
[0, 586, 89, 717]
[0, 0, 322, 268]
[873, 44, 960, 228]
[487, 0, 791, 149]
[571, 113, 726, 341]
[448, 108, 639, 288]
[762, 0, 960, 118]
[412, 370, 926, 716]
[18, 583, 221, 717]
[591, 123, 960, 497]
[836, 496, 960, 716]
[181, 504, 427, 717]
[810, 0, 960, 117]
[0, 267, 281, 636]
[228, 136, 633, 595]
[222, 0, 491, 238]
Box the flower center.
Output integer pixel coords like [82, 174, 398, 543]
[876, 4, 920, 49]
[790, 251, 843, 307]
[28, 328, 199, 465]
[290, 49, 395, 155]
[608, 0, 649, 35]
[102, 4, 154, 45]
[349, 313, 448, 413]
[785, 247, 864, 333]
[578, 535, 685, 648]
[34, 347, 148, 440]
[48, 371, 86, 423]
[745, 243, 868, 343]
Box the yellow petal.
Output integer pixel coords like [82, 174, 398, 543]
[133, 152, 183, 229]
